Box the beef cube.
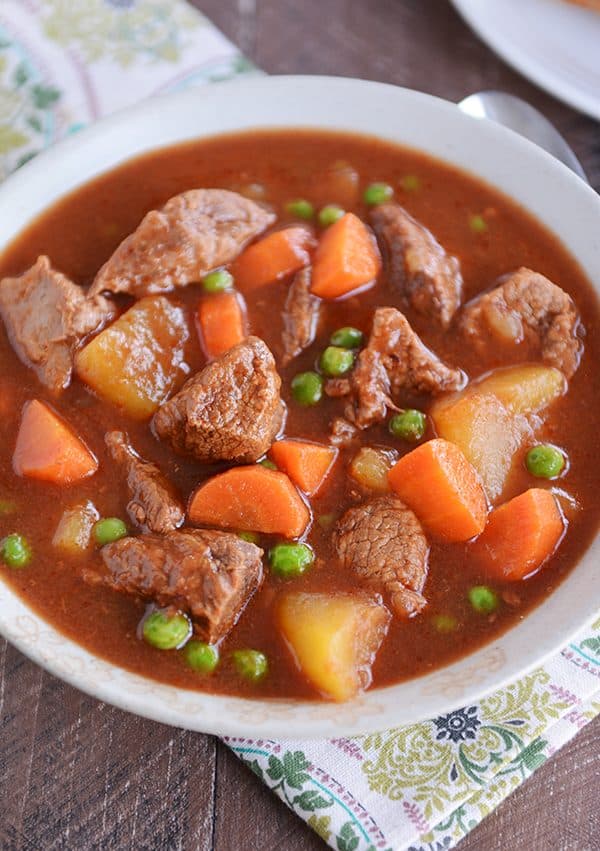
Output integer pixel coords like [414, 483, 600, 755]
[0, 256, 114, 393]
[334, 496, 429, 617]
[347, 307, 464, 428]
[281, 267, 320, 365]
[90, 189, 276, 297]
[94, 529, 263, 643]
[370, 203, 462, 328]
[153, 336, 283, 463]
[460, 267, 582, 378]
[105, 431, 184, 534]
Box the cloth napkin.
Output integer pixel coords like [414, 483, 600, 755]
[1, 3, 598, 849]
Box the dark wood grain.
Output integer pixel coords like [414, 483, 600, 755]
[1, 1, 599, 849]
[0, 643, 216, 851]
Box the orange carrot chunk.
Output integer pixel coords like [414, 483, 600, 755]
[311, 212, 382, 299]
[232, 227, 315, 290]
[13, 400, 98, 485]
[388, 438, 487, 542]
[188, 465, 310, 537]
[471, 488, 565, 581]
[269, 439, 338, 497]
[197, 291, 246, 359]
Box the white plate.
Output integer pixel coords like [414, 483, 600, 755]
[452, 0, 600, 120]
[0, 76, 598, 737]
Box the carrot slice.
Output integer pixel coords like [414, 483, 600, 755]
[232, 227, 315, 290]
[471, 488, 565, 580]
[13, 400, 98, 484]
[311, 213, 381, 299]
[188, 465, 310, 537]
[269, 439, 338, 496]
[197, 291, 246, 359]
[388, 438, 487, 542]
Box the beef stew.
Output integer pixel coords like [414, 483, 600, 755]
[0, 129, 598, 702]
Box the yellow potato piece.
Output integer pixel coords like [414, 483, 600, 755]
[432, 394, 531, 501]
[349, 446, 398, 493]
[278, 591, 390, 702]
[474, 363, 566, 414]
[52, 500, 99, 554]
[75, 296, 189, 419]
[431, 363, 566, 502]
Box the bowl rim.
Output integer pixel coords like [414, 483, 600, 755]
[0, 74, 598, 738]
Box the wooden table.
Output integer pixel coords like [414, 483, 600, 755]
[1, 2, 599, 849]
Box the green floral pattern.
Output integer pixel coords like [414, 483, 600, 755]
[1, 4, 599, 850]
[360, 669, 566, 809]
[0, 29, 60, 175]
[228, 741, 392, 851]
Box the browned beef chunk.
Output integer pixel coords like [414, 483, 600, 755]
[329, 416, 359, 447]
[153, 336, 283, 463]
[325, 377, 352, 398]
[346, 307, 464, 428]
[460, 267, 582, 378]
[0, 256, 114, 394]
[281, 267, 320, 365]
[105, 431, 184, 534]
[334, 496, 429, 617]
[93, 529, 263, 643]
[370, 203, 462, 328]
[89, 189, 275, 298]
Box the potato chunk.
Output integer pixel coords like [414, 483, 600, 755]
[75, 296, 188, 419]
[349, 446, 398, 493]
[431, 363, 565, 502]
[52, 500, 99, 554]
[472, 364, 566, 414]
[278, 591, 390, 702]
[432, 394, 530, 502]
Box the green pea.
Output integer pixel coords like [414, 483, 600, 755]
[319, 346, 355, 377]
[388, 409, 426, 442]
[330, 326, 364, 349]
[468, 586, 499, 614]
[238, 531, 260, 544]
[525, 444, 565, 479]
[185, 639, 219, 673]
[363, 182, 394, 205]
[400, 175, 421, 191]
[318, 204, 345, 227]
[93, 518, 128, 546]
[291, 371, 324, 406]
[0, 499, 17, 515]
[285, 199, 314, 220]
[1, 533, 32, 569]
[432, 614, 458, 633]
[269, 542, 314, 578]
[232, 648, 268, 681]
[469, 214, 488, 234]
[143, 610, 191, 650]
[259, 458, 278, 470]
[202, 269, 234, 293]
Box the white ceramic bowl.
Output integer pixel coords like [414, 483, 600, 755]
[0, 76, 598, 738]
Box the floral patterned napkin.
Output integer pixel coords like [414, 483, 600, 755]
[0, 0, 257, 178]
[1, 3, 598, 849]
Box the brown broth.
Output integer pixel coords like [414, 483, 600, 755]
[0, 129, 599, 700]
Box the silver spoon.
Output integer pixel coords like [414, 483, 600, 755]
[458, 91, 588, 183]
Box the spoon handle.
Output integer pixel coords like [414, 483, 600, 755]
[459, 91, 589, 184]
